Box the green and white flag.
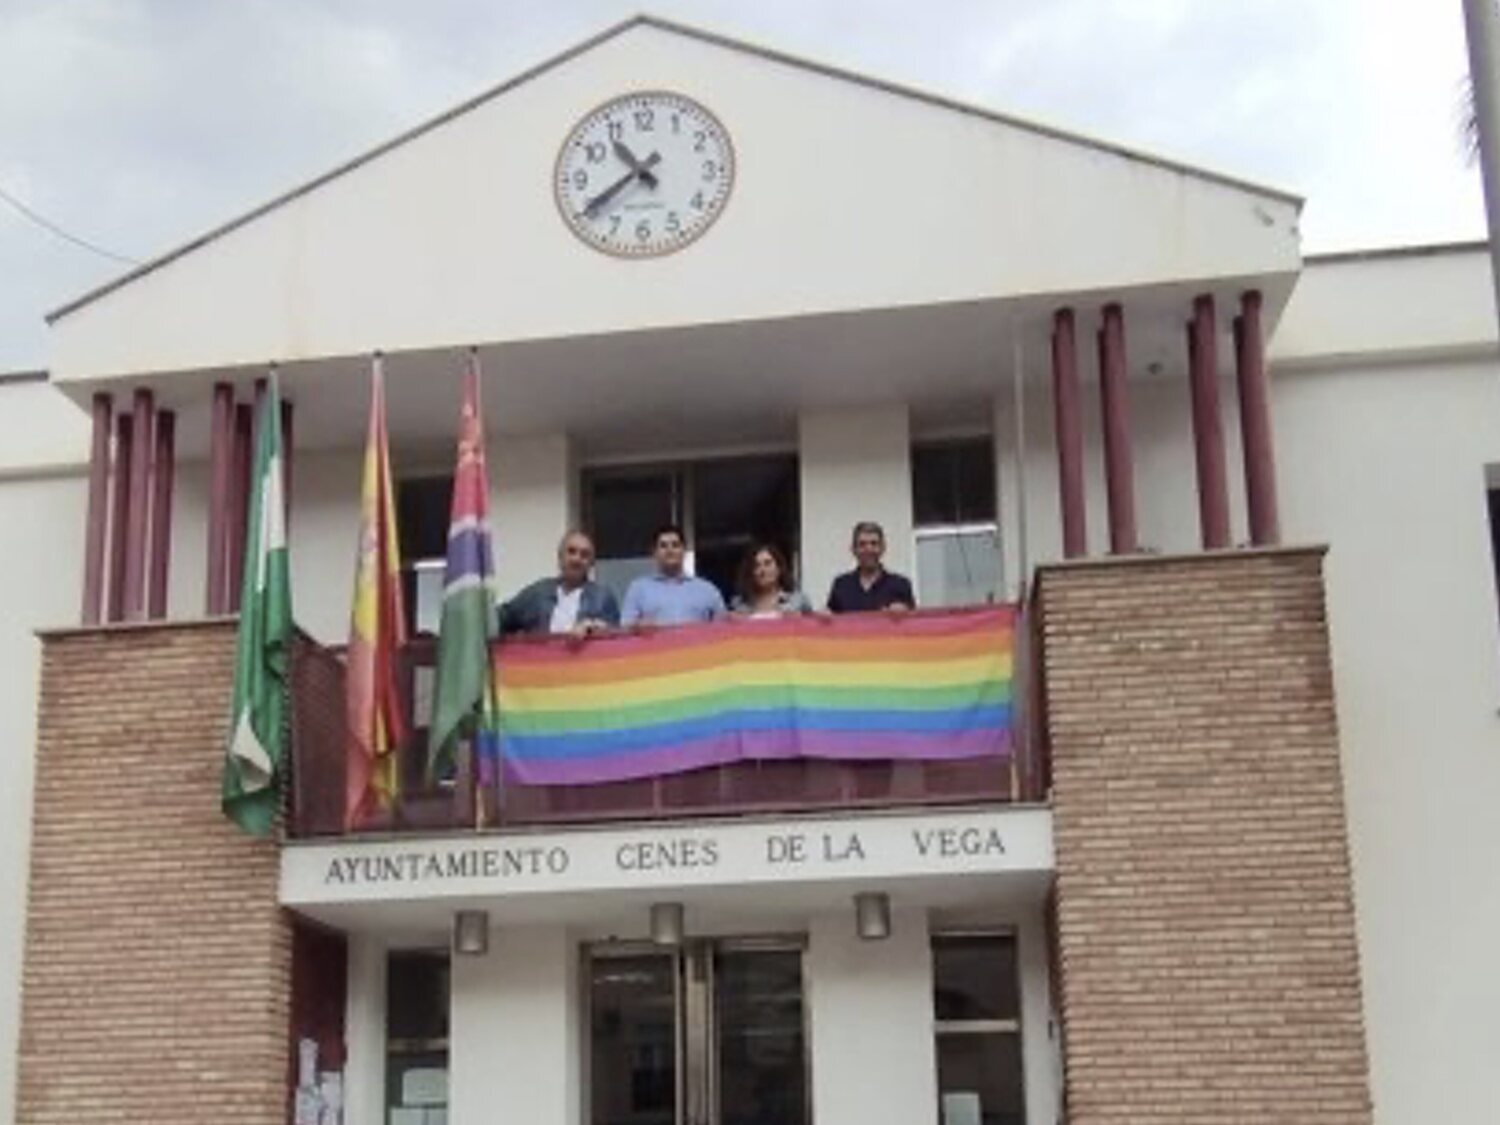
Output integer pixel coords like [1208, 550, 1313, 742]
[222, 377, 293, 836]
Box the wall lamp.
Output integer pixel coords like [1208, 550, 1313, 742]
[854, 891, 892, 941]
[650, 902, 686, 947]
[453, 909, 491, 956]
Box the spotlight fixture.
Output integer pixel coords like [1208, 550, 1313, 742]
[854, 891, 891, 941]
[453, 909, 490, 956]
[650, 902, 686, 946]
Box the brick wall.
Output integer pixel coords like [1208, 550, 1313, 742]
[1036, 549, 1372, 1125]
[18, 620, 290, 1125]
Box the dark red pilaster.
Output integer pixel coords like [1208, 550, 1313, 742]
[122, 389, 155, 621]
[1098, 304, 1137, 554]
[1188, 295, 1231, 549]
[106, 414, 133, 623]
[1235, 290, 1280, 545]
[227, 402, 253, 610]
[1052, 309, 1087, 558]
[147, 410, 176, 620]
[280, 398, 294, 525]
[207, 383, 233, 615]
[81, 393, 113, 624]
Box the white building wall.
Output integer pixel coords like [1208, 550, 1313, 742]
[492, 433, 576, 599]
[806, 908, 938, 1125]
[0, 379, 90, 1123]
[1273, 354, 1500, 1125]
[0, 473, 88, 1124]
[798, 404, 914, 607]
[344, 934, 388, 1125]
[167, 452, 364, 645]
[449, 925, 580, 1125]
[1015, 910, 1061, 1125]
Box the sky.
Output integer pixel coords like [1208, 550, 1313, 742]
[0, 0, 1484, 371]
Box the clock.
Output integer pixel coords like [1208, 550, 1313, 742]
[554, 91, 735, 257]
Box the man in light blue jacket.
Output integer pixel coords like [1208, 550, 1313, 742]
[621, 524, 727, 627]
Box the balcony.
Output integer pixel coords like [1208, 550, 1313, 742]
[288, 606, 1043, 839]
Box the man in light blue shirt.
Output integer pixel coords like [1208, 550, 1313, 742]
[621, 524, 728, 626]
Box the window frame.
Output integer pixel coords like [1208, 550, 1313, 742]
[581, 452, 802, 601]
[911, 436, 1005, 607]
[930, 927, 1026, 1124]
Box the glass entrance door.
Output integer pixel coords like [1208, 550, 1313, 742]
[587, 941, 809, 1125]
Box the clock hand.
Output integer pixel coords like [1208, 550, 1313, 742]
[612, 140, 660, 189]
[580, 151, 662, 218]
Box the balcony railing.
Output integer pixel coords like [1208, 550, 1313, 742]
[288, 606, 1044, 839]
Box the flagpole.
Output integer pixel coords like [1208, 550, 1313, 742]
[429, 344, 502, 833]
[471, 347, 487, 833]
[471, 345, 504, 833]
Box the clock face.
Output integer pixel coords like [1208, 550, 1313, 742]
[554, 91, 735, 257]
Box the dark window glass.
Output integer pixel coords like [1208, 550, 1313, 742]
[913, 440, 996, 527]
[935, 1031, 1025, 1125]
[716, 949, 808, 1125]
[590, 469, 679, 560]
[398, 476, 453, 563]
[585, 456, 800, 604]
[386, 951, 449, 1118]
[397, 475, 453, 636]
[1488, 485, 1500, 624]
[932, 933, 1020, 1022]
[692, 456, 799, 600]
[589, 954, 677, 1125]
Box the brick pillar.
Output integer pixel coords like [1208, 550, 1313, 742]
[1035, 549, 1372, 1125]
[19, 621, 291, 1125]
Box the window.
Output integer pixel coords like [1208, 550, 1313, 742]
[386, 950, 450, 1123]
[912, 439, 1002, 608]
[1487, 468, 1500, 632]
[584, 455, 800, 604]
[931, 932, 1025, 1125]
[585, 941, 808, 1125]
[397, 475, 453, 636]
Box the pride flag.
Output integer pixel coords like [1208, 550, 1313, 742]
[344, 355, 408, 828]
[496, 607, 1014, 786]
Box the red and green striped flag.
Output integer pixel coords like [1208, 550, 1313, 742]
[222, 375, 292, 836]
[429, 351, 501, 793]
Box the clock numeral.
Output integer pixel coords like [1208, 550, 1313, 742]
[606, 119, 623, 142]
[690, 191, 705, 211]
[571, 169, 588, 191]
[634, 107, 655, 131]
[609, 215, 621, 236]
[636, 220, 652, 243]
[584, 142, 606, 163]
[666, 212, 681, 235]
[702, 160, 717, 182]
[693, 130, 707, 153]
[670, 113, 681, 134]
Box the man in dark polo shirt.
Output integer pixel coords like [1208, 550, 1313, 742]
[826, 521, 917, 613]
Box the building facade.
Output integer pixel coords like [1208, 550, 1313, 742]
[2, 16, 1498, 1125]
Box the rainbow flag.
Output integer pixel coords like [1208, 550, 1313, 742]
[344, 355, 408, 829]
[496, 607, 1014, 785]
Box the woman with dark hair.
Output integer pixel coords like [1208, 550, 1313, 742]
[732, 543, 813, 618]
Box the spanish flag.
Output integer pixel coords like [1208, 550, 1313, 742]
[345, 354, 408, 829]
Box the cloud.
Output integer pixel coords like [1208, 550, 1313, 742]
[0, 0, 1484, 370]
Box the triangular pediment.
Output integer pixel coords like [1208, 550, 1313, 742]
[49, 15, 1300, 383]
